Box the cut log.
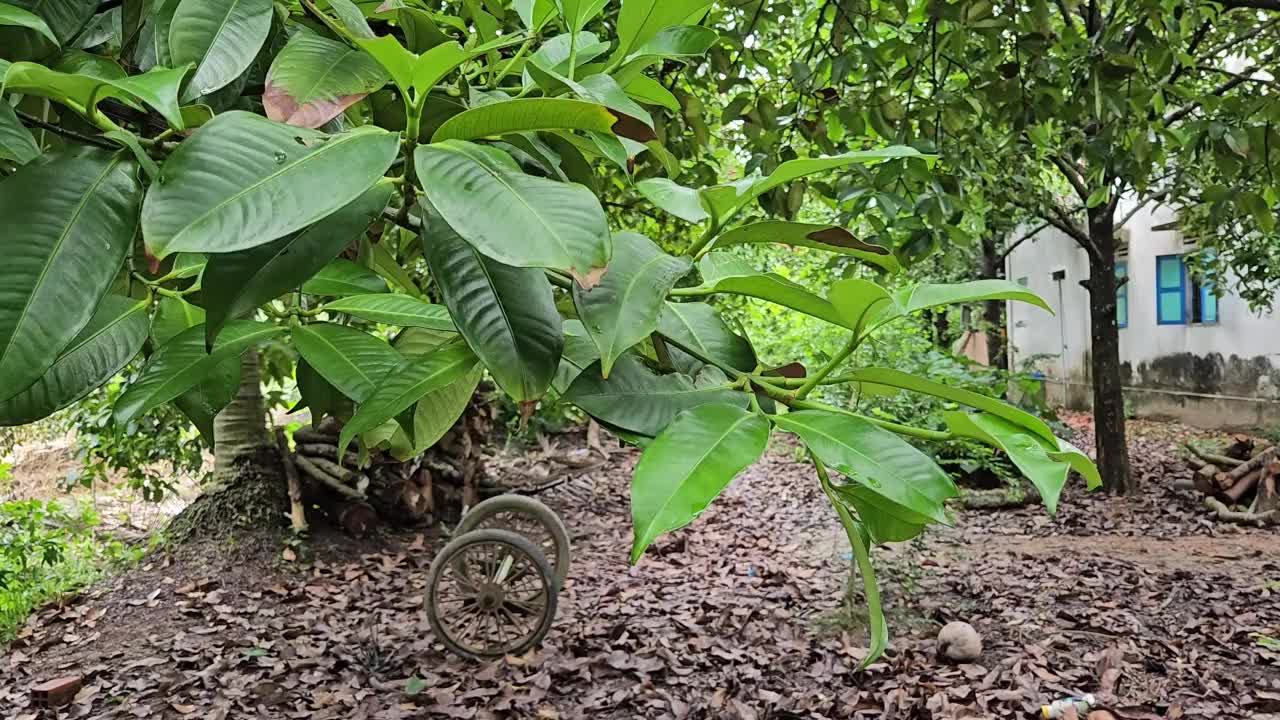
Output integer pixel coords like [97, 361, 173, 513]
[1252, 472, 1279, 515]
[1205, 496, 1280, 526]
[1193, 464, 1219, 495]
[337, 500, 378, 536]
[959, 484, 1041, 509]
[1223, 469, 1263, 503]
[296, 443, 360, 468]
[275, 430, 307, 532]
[1223, 446, 1278, 482]
[1225, 433, 1255, 460]
[294, 428, 339, 444]
[305, 455, 364, 488]
[295, 455, 366, 500]
[364, 464, 431, 526]
[1184, 441, 1243, 468]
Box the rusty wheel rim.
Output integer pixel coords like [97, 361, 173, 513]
[430, 538, 550, 657]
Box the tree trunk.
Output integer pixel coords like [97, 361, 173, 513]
[212, 353, 269, 485]
[980, 234, 1008, 370]
[1085, 205, 1134, 494]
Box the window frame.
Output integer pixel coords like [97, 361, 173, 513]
[1155, 254, 1187, 325]
[1115, 260, 1128, 329]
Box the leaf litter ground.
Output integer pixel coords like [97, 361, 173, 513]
[2, 413, 1277, 719]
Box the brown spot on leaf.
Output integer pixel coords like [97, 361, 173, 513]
[573, 265, 609, 290]
[806, 226, 891, 255]
[610, 115, 657, 143]
[764, 362, 807, 379]
[263, 80, 367, 130]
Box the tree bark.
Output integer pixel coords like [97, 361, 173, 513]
[212, 353, 270, 485]
[980, 234, 1008, 370]
[1084, 205, 1134, 494]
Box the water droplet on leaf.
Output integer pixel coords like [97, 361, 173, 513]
[273, 151, 287, 164]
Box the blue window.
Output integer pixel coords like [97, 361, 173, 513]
[1156, 255, 1186, 325]
[1155, 254, 1222, 326]
[1115, 261, 1128, 328]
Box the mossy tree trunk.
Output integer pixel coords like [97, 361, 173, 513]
[212, 353, 270, 485]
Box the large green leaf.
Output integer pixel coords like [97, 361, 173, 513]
[552, 320, 600, 393]
[515, 0, 556, 31]
[827, 278, 897, 336]
[657, 301, 757, 373]
[432, 97, 625, 143]
[301, 259, 389, 297]
[263, 31, 389, 128]
[201, 183, 392, 346]
[943, 411, 1098, 514]
[338, 342, 478, 458]
[710, 221, 900, 273]
[149, 297, 239, 441]
[612, 0, 712, 63]
[573, 232, 691, 377]
[291, 322, 402, 403]
[424, 215, 563, 402]
[323, 294, 456, 331]
[0, 297, 147, 425]
[846, 516, 887, 668]
[0, 149, 140, 404]
[693, 252, 847, 327]
[294, 358, 351, 424]
[635, 178, 708, 223]
[142, 112, 399, 258]
[411, 363, 482, 453]
[0, 100, 39, 164]
[894, 279, 1054, 315]
[322, 0, 373, 38]
[416, 140, 611, 287]
[614, 24, 718, 84]
[564, 354, 747, 437]
[847, 367, 1058, 444]
[0, 2, 58, 44]
[2, 61, 191, 131]
[114, 320, 284, 423]
[169, 0, 272, 102]
[8, 0, 95, 44]
[555, 0, 610, 31]
[773, 410, 958, 542]
[630, 403, 769, 562]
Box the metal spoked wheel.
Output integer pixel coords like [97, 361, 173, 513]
[454, 495, 571, 589]
[425, 529, 558, 660]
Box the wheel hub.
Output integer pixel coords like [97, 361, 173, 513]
[475, 582, 505, 610]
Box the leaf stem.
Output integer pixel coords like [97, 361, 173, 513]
[685, 216, 721, 258]
[15, 110, 118, 150]
[748, 377, 952, 441]
[793, 333, 859, 400]
[492, 35, 535, 88]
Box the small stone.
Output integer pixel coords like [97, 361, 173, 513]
[937, 621, 982, 663]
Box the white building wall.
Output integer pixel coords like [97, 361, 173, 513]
[1005, 201, 1280, 427]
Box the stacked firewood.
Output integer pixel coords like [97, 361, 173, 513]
[1184, 434, 1279, 526]
[273, 403, 494, 535]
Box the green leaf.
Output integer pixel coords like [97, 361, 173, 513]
[169, 0, 272, 102]
[710, 221, 900, 273]
[295, 358, 350, 423]
[301, 259, 389, 297]
[114, 320, 284, 423]
[894, 279, 1054, 315]
[410, 35, 523, 99]
[845, 516, 887, 669]
[431, 97, 626, 143]
[149, 297, 238, 441]
[943, 412, 1097, 514]
[621, 74, 679, 111]
[564, 354, 748, 437]
[322, 0, 374, 38]
[773, 410, 958, 539]
[630, 403, 769, 562]
[0, 2, 58, 45]
[0, 297, 147, 425]
[411, 363, 481, 453]
[6, 0, 95, 44]
[555, 0, 610, 31]
[847, 367, 1058, 444]
[142, 111, 399, 258]
[2, 61, 191, 131]
[635, 178, 708, 223]
[263, 31, 390, 128]
[397, 7, 450, 53]
[0, 149, 141, 404]
[354, 35, 416, 93]
[338, 342, 478, 458]
[323, 294, 456, 331]
[514, 0, 556, 30]
[552, 320, 600, 393]
[292, 322, 402, 403]
[613, 0, 712, 63]
[693, 252, 847, 327]
[202, 183, 392, 346]
[0, 100, 39, 164]
[625, 24, 717, 63]
[416, 140, 611, 287]
[827, 278, 899, 335]
[657, 301, 756, 373]
[704, 147, 929, 223]
[152, 296, 206, 347]
[573, 232, 691, 377]
[424, 215, 563, 402]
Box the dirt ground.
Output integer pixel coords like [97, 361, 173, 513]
[2, 415, 1277, 719]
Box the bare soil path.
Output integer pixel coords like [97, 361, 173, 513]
[2, 417, 1277, 719]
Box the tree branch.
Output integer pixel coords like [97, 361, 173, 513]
[15, 110, 117, 150]
[997, 221, 1051, 264]
[1222, 0, 1280, 10]
[1049, 154, 1090, 203]
[1194, 64, 1280, 91]
[1163, 48, 1280, 126]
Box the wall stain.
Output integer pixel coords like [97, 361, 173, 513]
[1132, 353, 1279, 398]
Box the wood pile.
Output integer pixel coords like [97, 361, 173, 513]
[1184, 434, 1280, 526]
